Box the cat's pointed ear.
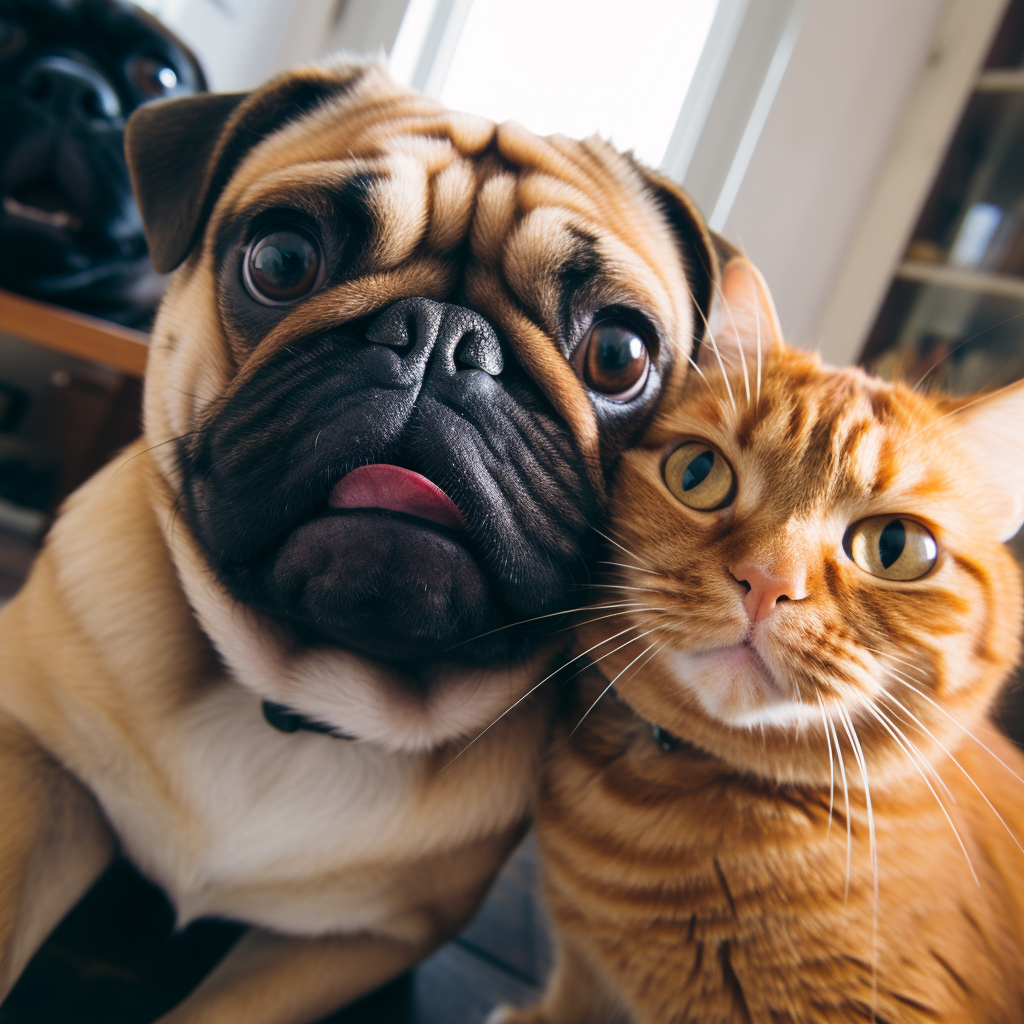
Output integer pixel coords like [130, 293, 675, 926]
[699, 256, 784, 372]
[950, 379, 1024, 542]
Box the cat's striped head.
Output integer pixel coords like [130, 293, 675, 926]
[585, 258, 1024, 783]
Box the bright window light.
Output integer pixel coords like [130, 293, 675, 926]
[440, 0, 720, 168]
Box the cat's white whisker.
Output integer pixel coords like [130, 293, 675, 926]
[825, 711, 852, 900]
[548, 607, 665, 638]
[878, 688, 1024, 857]
[837, 705, 878, 1015]
[867, 656, 1024, 788]
[440, 622, 647, 770]
[598, 560, 661, 576]
[687, 356, 727, 412]
[861, 646, 931, 682]
[685, 285, 736, 411]
[746, 262, 763, 407]
[444, 601, 644, 649]
[913, 311, 1024, 392]
[618, 639, 667, 693]
[716, 281, 750, 404]
[863, 676, 959, 807]
[816, 692, 835, 840]
[592, 526, 653, 569]
[867, 699, 956, 804]
[706, 330, 737, 412]
[571, 633, 664, 736]
[894, 381, 1019, 456]
[866, 703, 980, 888]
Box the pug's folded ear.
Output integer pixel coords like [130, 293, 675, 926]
[126, 92, 248, 274]
[125, 66, 367, 273]
[632, 166, 719, 338]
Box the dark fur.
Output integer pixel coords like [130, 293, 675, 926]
[182, 299, 599, 663]
[0, 0, 204, 325]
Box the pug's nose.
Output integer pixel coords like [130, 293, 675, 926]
[20, 55, 123, 122]
[730, 563, 807, 624]
[366, 298, 504, 376]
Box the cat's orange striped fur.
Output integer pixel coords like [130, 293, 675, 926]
[493, 259, 1024, 1023]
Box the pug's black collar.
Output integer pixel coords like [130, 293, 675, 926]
[261, 700, 356, 740]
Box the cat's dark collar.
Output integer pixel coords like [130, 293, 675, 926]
[261, 700, 356, 740]
[607, 687, 682, 753]
[574, 652, 683, 753]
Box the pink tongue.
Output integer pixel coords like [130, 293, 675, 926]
[328, 464, 465, 530]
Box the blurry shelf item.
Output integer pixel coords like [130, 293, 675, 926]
[0, 496, 46, 538]
[976, 68, 1024, 91]
[859, 0, 1024, 397]
[0, 289, 148, 378]
[896, 261, 1024, 300]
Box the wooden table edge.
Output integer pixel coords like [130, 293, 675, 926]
[0, 288, 149, 377]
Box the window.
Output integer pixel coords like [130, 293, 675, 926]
[435, 0, 719, 169]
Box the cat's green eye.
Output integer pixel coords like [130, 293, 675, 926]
[844, 516, 937, 581]
[664, 442, 735, 511]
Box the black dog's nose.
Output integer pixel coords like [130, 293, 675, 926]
[366, 297, 504, 376]
[20, 55, 123, 122]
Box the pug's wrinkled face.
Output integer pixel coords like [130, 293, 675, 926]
[128, 60, 714, 668]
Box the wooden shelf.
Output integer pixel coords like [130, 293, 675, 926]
[0, 288, 149, 377]
[895, 260, 1024, 300]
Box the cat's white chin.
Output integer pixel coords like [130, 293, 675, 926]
[667, 644, 821, 730]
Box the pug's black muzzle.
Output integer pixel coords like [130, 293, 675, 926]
[182, 298, 599, 665]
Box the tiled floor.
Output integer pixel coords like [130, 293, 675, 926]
[0, 528, 551, 1023]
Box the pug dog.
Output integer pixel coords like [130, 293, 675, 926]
[0, 0, 205, 325]
[0, 58, 721, 1023]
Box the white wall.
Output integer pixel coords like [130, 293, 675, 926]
[721, 0, 947, 352]
[139, 0, 341, 92]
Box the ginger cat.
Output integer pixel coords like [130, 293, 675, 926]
[492, 259, 1024, 1023]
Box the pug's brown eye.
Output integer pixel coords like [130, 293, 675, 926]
[125, 54, 179, 97]
[244, 227, 322, 305]
[844, 516, 937, 581]
[664, 442, 735, 510]
[580, 320, 650, 400]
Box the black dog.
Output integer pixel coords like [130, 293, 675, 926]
[0, 0, 205, 326]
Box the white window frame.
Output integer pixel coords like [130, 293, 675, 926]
[383, 0, 803, 232]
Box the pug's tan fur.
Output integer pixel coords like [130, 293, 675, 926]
[0, 58, 716, 1023]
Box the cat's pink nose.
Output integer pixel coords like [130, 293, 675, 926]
[730, 563, 805, 624]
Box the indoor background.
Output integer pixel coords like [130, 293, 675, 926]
[0, 1, 1022, 1019]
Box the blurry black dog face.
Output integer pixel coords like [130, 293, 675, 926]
[0, 0, 204, 324]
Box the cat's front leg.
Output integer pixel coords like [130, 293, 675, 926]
[487, 935, 630, 1024]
